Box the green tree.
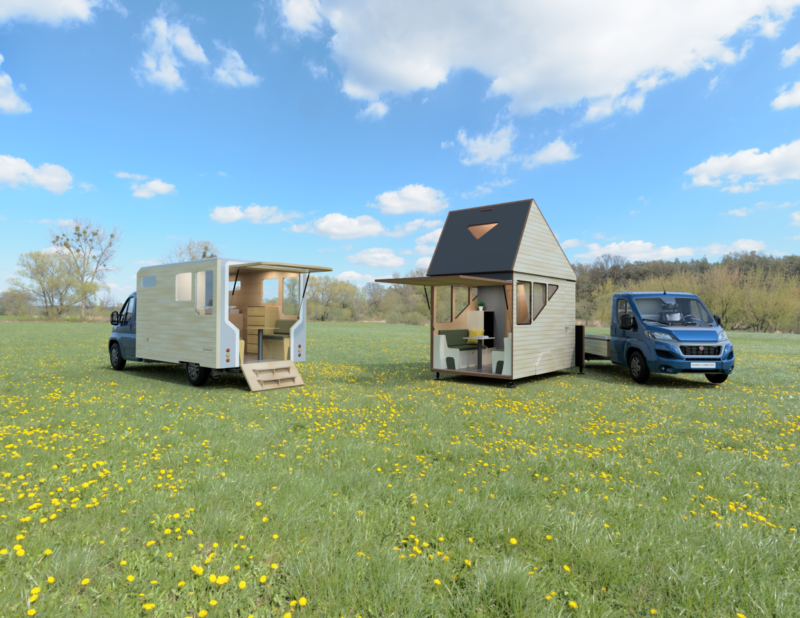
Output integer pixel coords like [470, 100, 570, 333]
[9, 251, 78, 318]
[0, 289, 33, 316]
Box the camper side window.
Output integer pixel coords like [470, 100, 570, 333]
[283, 276, 300, 316]
[176, 273, 192, 301]
[454, 286, 469, 318]
[532, 283, 546, 320]
[516, 281, 531, 325]
[196, 270, 214, 316]
[435, 286, 452, 323]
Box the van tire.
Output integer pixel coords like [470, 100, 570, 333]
[110, 343, 126, 371]
[628, 350, 650, 384]
[705, 373, 728, 384]
[186, 364, 211, 387]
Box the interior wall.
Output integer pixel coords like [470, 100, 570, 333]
[228, 270, 299, 333]
[432, 286, 479, 332]
[476, 286, 507, 342]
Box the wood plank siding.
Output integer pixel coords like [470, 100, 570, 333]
[513, 200, 577, 282]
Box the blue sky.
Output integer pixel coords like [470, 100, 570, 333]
[1, 0, 800, 300]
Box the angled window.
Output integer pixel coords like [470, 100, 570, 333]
[436, 286, 452, 323]
[467, 222, 498, 240]
[516, 281, 531, 325]
[547, 284, 558, 300]
[454, 286, 470, 318]
[195, 270, 214, 316]
[533, 283, 546, 320]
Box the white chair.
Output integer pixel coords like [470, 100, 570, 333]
[433, 335, 461, 370]
[492, 337, 512, 374]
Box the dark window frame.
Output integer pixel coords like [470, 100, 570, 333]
[516, 280, 532, 325]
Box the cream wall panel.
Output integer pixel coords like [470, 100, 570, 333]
[513, 201, 576, 282]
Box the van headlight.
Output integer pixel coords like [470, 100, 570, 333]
[718, 330, 727, 342]
[646, 330, 677, 341]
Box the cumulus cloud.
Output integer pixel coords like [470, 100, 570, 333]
[560, 239, 583, 249]
[336, 270, 377, 286]
[461, 177, 513, 199]
[0, 54, 31, 114]
[575, 240, 695, 261]
[307, 60, 328, 79]
[37, 218, 74, 226]
[115, 171, 174, 198]
[781, 42, 800, 67]
[772, 81, 800, 109]
[701, 239, 766, 254]
[213, 43, 261, 87]
[137, 14, 208, 92]
[685, 139, 800, 192]
[522, 138, 578, 168]
[414, 227, 442, 254]
[792, 211, 800, 226]
[357, 101, 389, 119]
[457, 124, 516, 166]
[371, 184, 448, 215]
[415, 256, 432, 269]
[384, 218, 441, 238]
[291, 213, 384, 239]
[0, 154, 72, 193]
[279, 0, 795, 118]
[0, 0, 126, 25]
[347, 247, 404, 268]
[723, 207, 752, 216]
[210, 204, 300, 224]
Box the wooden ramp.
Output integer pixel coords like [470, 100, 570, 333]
[242, 361, 304, 392]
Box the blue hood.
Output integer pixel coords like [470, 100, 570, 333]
[670, 328, 720, 342]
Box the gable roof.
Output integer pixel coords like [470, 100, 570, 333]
[427, 200, 531, 276]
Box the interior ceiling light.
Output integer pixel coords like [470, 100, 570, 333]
[467, 223, 498, 240]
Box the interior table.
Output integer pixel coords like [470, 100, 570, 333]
[464, 336, 495, 370]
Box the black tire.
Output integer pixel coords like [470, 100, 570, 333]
[628, 350, 650, 384]
[110, 343, 126, 371]
[186, 364, 211, 387]
[706, 373, 728, 384]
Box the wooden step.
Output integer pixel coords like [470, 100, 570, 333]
[242, 360, 304, 392]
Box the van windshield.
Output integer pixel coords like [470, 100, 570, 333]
[632, 296, 714, 326]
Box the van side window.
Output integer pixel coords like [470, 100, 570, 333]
[532, 283, 546, 320]
[196, 270, 214, 316]
[516, 281, 531, 325]
[617, 299, 630, 319]
[176, 273, 192, 301]
[125, 296, 136, 323]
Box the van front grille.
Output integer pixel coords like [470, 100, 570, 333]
[680, 345, 721, 356]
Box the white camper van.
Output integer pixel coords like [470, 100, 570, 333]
[108, 258, 332, 391]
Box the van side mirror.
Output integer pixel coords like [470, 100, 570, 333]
[110, 311, 119, 326]
[620, 314, 633, 330]
[713, 314, 722, 326]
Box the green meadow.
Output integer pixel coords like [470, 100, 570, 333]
[0, 321, 798, 617]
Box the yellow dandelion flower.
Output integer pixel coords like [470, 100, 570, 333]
[28, 611, 36, 616]
[209, 600, 217, 606]
[290, 600, 297, 607]
[569, 600, 578, 609]
[143, 603, 155, 611]
[198, 611, 208, 618]
[44, 549, 52, 556]
[209, 574, 217, 583]
[47, 577, 54, 584]
[239, 580, 246, 589]
[30, 587, 40, 595]
[16, 549, 25, 556]
[299, 597, 307, 607]
[736, 614, 747, 618]
[272, 534, 279, 539]
[434, 579, 441, 585]
[563, 565, 570, 572]
[464, 559, 472, 566]
[509, 538, 517, 545]
[260, 575, 267, 583]
[271, 563, 278, 570]
[650, 611, 659, 615]
[127, 575, 135, 582]
[81, 578, 90, 585]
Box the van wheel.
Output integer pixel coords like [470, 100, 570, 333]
[186, 364, 210, 387]
[628, 350, 650, 384]
[706, 373, 728, 384]
[110, 343, 126, 371]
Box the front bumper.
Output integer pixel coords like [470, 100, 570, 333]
[649, 341, 735, 375]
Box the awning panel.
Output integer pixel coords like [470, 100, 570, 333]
[230, 262, 332, 274]
[374, 275, 510, 287]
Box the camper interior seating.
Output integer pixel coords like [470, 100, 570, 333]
[108, 258, 332, 392]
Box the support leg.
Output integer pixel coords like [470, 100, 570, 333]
[507, 380, 515, 388]
[434, 372, 441, 380]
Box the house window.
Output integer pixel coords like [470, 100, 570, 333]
[195, 270, 214, 315]
[175, 272, 192, 301]
[467, 222, 498, 239]
[141, 276, 156, 288]
[454, 286, 470, 318]
[516, 281, 531, 325]
[533, 283, 546, 320]
[263, 279, 279, 304]
[283, 276, 300, 316]
[548, 284, 558, 300]
[436, 286, 452, 323]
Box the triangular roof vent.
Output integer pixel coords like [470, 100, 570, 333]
[467, 222, 498, 240]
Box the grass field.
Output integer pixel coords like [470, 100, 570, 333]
[1, 322, 799, 617]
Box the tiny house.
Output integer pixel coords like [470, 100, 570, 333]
[110, 258, 331, 391]
[377, 199, 576, 385]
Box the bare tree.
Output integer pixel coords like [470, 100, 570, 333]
[51, 218, 120, 319]
[9, 251, 79, 318]
[162, 239, 219, 264]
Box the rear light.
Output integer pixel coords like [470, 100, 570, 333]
[226, 359, 230, 363]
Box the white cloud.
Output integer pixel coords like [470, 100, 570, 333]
[560, 239, 583, 249]
[781, 42, 800, 67]
[79, 182, 95, 191]
[384, 218, 441, 237]
[415, 227, 442, 254]
[357, 101, 389, 119]
[281, 0, 322, 33]
[0, 154, 72, 193]
[772, 81, 800, 109]
[457, 124, 516, 166]
[461, 177, 513, 199]
[280, 0, 797, 118]
[336, 271, 376, 286]
[115, 171, 147, 180]
[291, 213, 384, 239]
[307, 60, 328, 78]
[702, 239, 766, 254]
[686, 139, 800, 192]
[132, 179, 175, 198]
[0, 0, 126, 25]
[37, 218, 74, 226]
[708, 76, 719, 91]
[132, 259, 160, 266]
[371, 184, 448, 214]
[522, 137, 578, 169]
[137, 15, 208, 92]
[213, 43, 261, 87]
[575, 240, 695, 261]
[415, 256, 432, 269]
[347, 247, 404, 268]
[0, 53, 31, 114]
[723, 207, 752, 216]
[792, 211, 800, 226]
[209, 204, 301, 224]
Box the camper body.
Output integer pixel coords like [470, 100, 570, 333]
[108, 258, 331, 389]
[377, 199, 577, 385]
